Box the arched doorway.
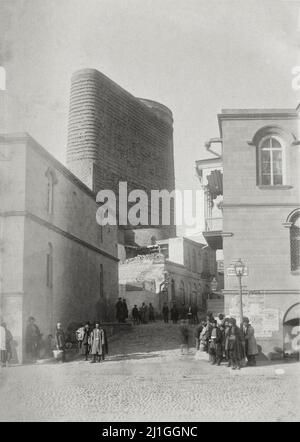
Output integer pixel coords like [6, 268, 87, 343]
[283, 303, 300, 359]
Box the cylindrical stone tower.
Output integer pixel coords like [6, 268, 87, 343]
[67, 68, 176, 244]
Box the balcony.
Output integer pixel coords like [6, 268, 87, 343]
[203, 217, 223, 250]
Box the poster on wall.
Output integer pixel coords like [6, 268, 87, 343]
[227, 294, 279, 338]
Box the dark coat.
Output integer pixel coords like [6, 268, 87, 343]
[55, 329, 66, 350]
[243, 324, 258, 356]
[227, 325, 243, 360]
[170, 307, 178, 320]
[116, 300, 124, 320]
[162, 306, 169, 316]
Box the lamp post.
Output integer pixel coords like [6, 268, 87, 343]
[234, 258, 245, 326]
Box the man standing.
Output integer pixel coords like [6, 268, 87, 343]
[132, 305, 139, 325]
[162, 303, 169, 323]
[170, 304, 179, 324]
[115, 298, 124, 323]
[149, 303, 155, 322]
[55, 322, 66, 363]
[25, 317, 41, 362]
[90, 322, 106, 363]
[80, 323, 91, 361]
[242, 317, 258, 366]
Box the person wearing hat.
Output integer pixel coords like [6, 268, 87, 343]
[242, 317, 258, 366]
[90, 322, 106, 363]
[208, 320, 223, 365]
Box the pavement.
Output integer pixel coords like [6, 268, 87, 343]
[0, 322, 299, 422]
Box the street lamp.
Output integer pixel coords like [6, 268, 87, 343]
[234, 258, 245, 326]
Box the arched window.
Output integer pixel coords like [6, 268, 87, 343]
[259, 136, 284, 186]
[46, 243, 53, 288]
[290, 212, 300, 271]
[45, 168, 57, 214]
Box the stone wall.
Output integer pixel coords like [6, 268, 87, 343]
[67, 69, 176, 242]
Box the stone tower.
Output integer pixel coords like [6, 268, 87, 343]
[67, 68, 176, 245]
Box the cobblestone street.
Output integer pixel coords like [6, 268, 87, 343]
[0, 323, 299, 422]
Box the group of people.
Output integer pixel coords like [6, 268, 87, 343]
[75, 322, 108, 363]
[162, 303, 199, 324]
[24, 317, 109, 364]
[0, 322, 13, 367]
[191, 313, 258, 369]
[131, 302, 155, 325]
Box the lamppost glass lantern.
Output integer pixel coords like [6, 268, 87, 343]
[234, 258, 245, 277]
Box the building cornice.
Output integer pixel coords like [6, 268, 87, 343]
[0, 210, 119, 263]
[217, 109, 299, 137]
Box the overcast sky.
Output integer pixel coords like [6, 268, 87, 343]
[1, 0, 300, 234]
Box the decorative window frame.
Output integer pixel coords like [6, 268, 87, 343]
[257, 134, 286, 186]
[247, 125, 297, 189]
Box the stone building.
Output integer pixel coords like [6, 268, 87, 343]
[119, 237, 217, 316]
[67, 68, 176, 247]
[196, 106, 300, 358]
[0, 133, 119, 363]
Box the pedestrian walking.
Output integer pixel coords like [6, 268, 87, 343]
[170, 304, 179, 324]
[162, 303, 169, 323]
[81, 323, 91, 361]
[187, 305, 193, 324]
[25, 317, 42, 362]
[55, 322, 66, 362]
[242, 317, 258, 366]
[90, 322, 106, 363]
[179, 319, 190, 355]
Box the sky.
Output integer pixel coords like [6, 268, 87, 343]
[1, 0, 300, 235]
